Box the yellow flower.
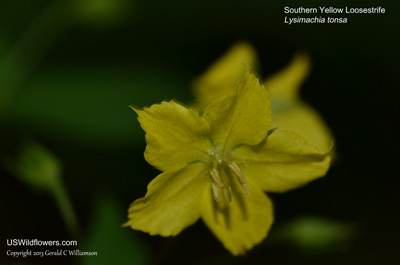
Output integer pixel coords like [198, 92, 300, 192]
[125, 71, 331, 255]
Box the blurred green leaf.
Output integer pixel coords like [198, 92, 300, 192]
[271, 216, 355, 253]
[4, 141, 61, 192]
[4, 66, 188, 148]
[72, 0, 133, 27]
[81, 196, 149, 265]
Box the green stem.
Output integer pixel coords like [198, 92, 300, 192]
[51, 178, 80, 239]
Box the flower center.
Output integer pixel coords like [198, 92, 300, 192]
[207, 147, 249, 203]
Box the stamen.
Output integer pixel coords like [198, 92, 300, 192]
[211, 183, 221, 203]
[242, 183, 249, 194]
[223, 187, 232, 203]
[228, 162, 249, 194]
[210, 168, 224, 187]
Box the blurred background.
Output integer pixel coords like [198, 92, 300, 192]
[0, 0, 399, 264]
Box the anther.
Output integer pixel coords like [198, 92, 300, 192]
[242, 183, 249, 194]
[223, 187, 232, 203]
[210, 168, 224, 187]
[228, 162, 249, 194]
[211, 183, 221, 203]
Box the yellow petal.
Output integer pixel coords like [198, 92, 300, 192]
[271, 103, 334, 152]
[124, 162, 208, 236]
[192, 42, 257, 108]
[133, 100, 212, 171]
[264, 52, 333, 152]
[200, 177, 273, 255]
[232, 130, 331, 193]
[203, 71, 271, 151]
[264, 53, 310, 101]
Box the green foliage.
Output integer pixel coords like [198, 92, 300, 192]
[72, 0, 133, 27]
[4, 142, 61, 192]
[81, 196, 150, 265]
[273, 216, 355, 253]
[4, 66, 188, 148]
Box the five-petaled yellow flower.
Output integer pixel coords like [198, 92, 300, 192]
[124, 70, 331, 255]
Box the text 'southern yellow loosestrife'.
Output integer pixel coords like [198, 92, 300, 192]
[125, 61, 332, 254]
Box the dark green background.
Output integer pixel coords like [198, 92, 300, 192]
[1, 0, 399, 264]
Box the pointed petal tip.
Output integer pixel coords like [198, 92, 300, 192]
[293, 52, 311, 68]
[121, 221, 130, 228]
[128, 104, 137, 110]
[129, 104, 143, 116]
